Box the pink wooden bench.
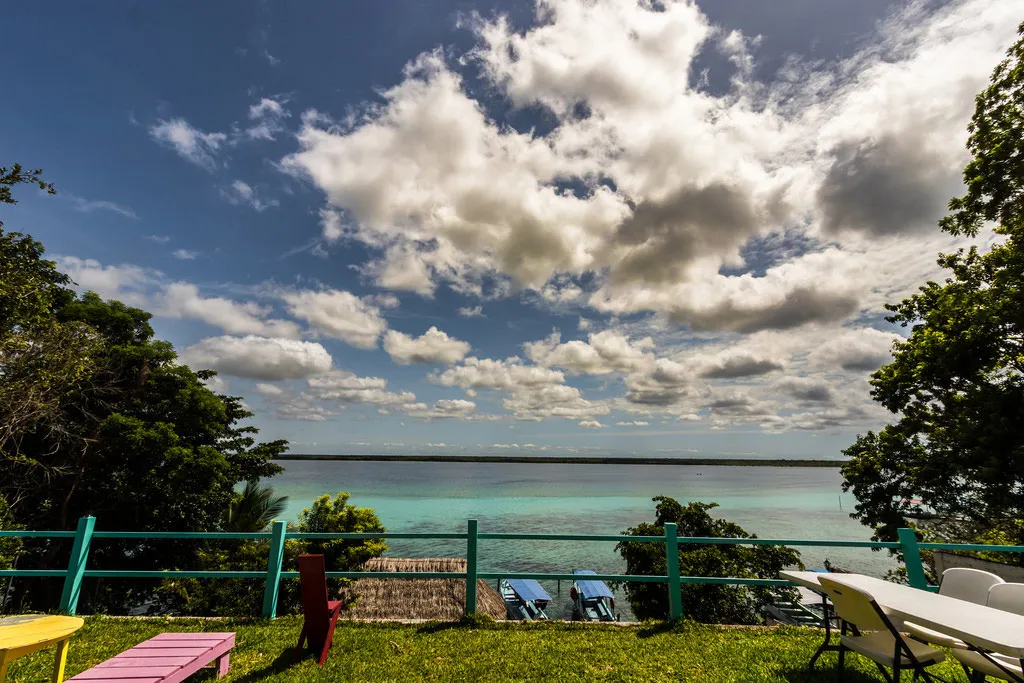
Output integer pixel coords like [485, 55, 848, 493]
[67, 632, 234, 683]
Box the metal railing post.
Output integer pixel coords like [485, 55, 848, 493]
[465, 519, 478, 616]
[261, 520, 288, 619]
[59, 516, 96, 615]
[664, 522, 683, 621]
[898, 527, 928, 590]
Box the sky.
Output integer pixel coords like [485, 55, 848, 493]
[2, 0, 1019, 459]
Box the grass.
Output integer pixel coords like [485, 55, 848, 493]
[7, 616, 975, 682]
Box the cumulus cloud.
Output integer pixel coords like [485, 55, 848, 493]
[150, 118, 227, 171]
[810, 328, 898, 372]
[221, 180, 279, 212]
[433, 356, 564, 392]
[457, 305, 485, 318]
[55, 256, 159, 307]
[699, 352, 784, 379]
[403, 399, 477, 419]
[245, 97, 289, 141]
[578, 419, 605, 429]
[182, 335, 333, 380]
[172, 249, 200, 260]
[306, 370, 415, 405]
[525, 329, 655, 375]
[156, 283, 300, 338]
[280, 0, 1015, 335]
[279, 288, 388, 349]
[384, 326, 471, 365]
[616, 420, 649, 427]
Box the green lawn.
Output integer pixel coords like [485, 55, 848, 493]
[8, 616, 974, 682]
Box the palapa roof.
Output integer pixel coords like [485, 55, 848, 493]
[340, 557, 506, 620]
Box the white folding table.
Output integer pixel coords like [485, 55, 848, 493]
[781, 570, 1024, 681]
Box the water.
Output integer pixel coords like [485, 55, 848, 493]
[267, 459, 896, 619]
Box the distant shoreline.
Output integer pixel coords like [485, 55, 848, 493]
[275, 454, 842, 467]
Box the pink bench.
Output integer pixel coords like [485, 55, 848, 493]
[67, 632, 234, 682]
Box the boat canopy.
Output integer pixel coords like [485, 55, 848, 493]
[506, 579, 551, 603]
[573, 569, 614, 599]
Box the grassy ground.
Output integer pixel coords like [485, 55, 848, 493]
[7, 616, 974, 682]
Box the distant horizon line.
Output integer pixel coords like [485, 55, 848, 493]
[275, 453, 843, 467]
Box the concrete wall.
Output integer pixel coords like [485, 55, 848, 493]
[933, 551, 1024, 583]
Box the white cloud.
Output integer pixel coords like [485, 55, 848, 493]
[65, 195, 138, 219]
[280, 0, 1014, 337]
[55, 256, 158, 307]
[156, 282, 301, 338]
[525, 329, 655, 375]
[810, 328, 899, 372]
[433, 356, 564, 392]
[403, 399, 477, 419]
[306, 370, 416, 405]
[279, 288, 388, 349]
[616, 420, 649, 427]
[578, 419, 605, 429]
[384, 326, 471, 365]
[457, 305, 484, 318]
[150, 118, 227, 171]
[145, 235, 170, 244]
[504, 383, 607, 422]
[221, 180, 279, 212]
[246, 97, 289, 141]
[255, 382, 286, 397]
[181, 335, 333, 380]
[172, 249, 199, 260]
[320, 208, 345, 242]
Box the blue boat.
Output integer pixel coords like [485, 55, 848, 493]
[500, 578, 551, 620]
[570, 569, 617, 622]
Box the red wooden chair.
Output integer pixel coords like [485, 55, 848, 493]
[295, 554, 343, 666]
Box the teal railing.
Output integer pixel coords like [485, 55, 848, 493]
[3, 517, 1024, 620]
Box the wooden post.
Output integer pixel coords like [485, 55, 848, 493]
[898, 527, 928, 590]
[59, 516, 95, 615]
[261, 520, 287, 619]
[465, 519, 478, 616]
[665, 522, 683, 621]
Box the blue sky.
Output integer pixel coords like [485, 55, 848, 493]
[2, 0, 1017, 457]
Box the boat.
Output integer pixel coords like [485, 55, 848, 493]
[499, 578, 551, 620]
[570, 569, 617, 621]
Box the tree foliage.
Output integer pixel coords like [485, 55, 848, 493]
[0, 171, 289, 612]
[616, 497, 802, 624]
[162, 492, 387, 617]
[842, 23, 1024, 551]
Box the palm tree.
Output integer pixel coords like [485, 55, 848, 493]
[225, 480, 288, 532]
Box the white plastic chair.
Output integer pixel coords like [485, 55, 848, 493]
[818, 576, 945, 682]
[906, 568, 1004, 649]
[954, 583, 1024, 682]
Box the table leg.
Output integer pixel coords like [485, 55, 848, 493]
[1, 651, 10, 683]
[808, 591, 841, 669]
[51, 639, 69, 683]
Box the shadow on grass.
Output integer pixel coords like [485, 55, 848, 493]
[635, 621, 687, 639]
[230, 647, 300, 683]
[776, 665, 887, 682]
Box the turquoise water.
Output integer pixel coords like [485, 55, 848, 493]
[268, 460, 896, 619]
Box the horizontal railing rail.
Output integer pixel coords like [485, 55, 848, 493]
[2, 517, 1021, 620]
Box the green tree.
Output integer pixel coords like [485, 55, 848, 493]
[162, 492, 386, 617]
[616, 497, 802, 624]
[841, 23, 1024, 554]
[225, 481, 289, 533]
[1, 173, 289, 612]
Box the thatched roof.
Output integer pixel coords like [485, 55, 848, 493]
[340, 557, 506, 620]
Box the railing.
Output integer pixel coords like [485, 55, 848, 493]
[3, 517, 1024, 620]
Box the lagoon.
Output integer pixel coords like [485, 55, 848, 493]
[268, 459, 896, 619]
